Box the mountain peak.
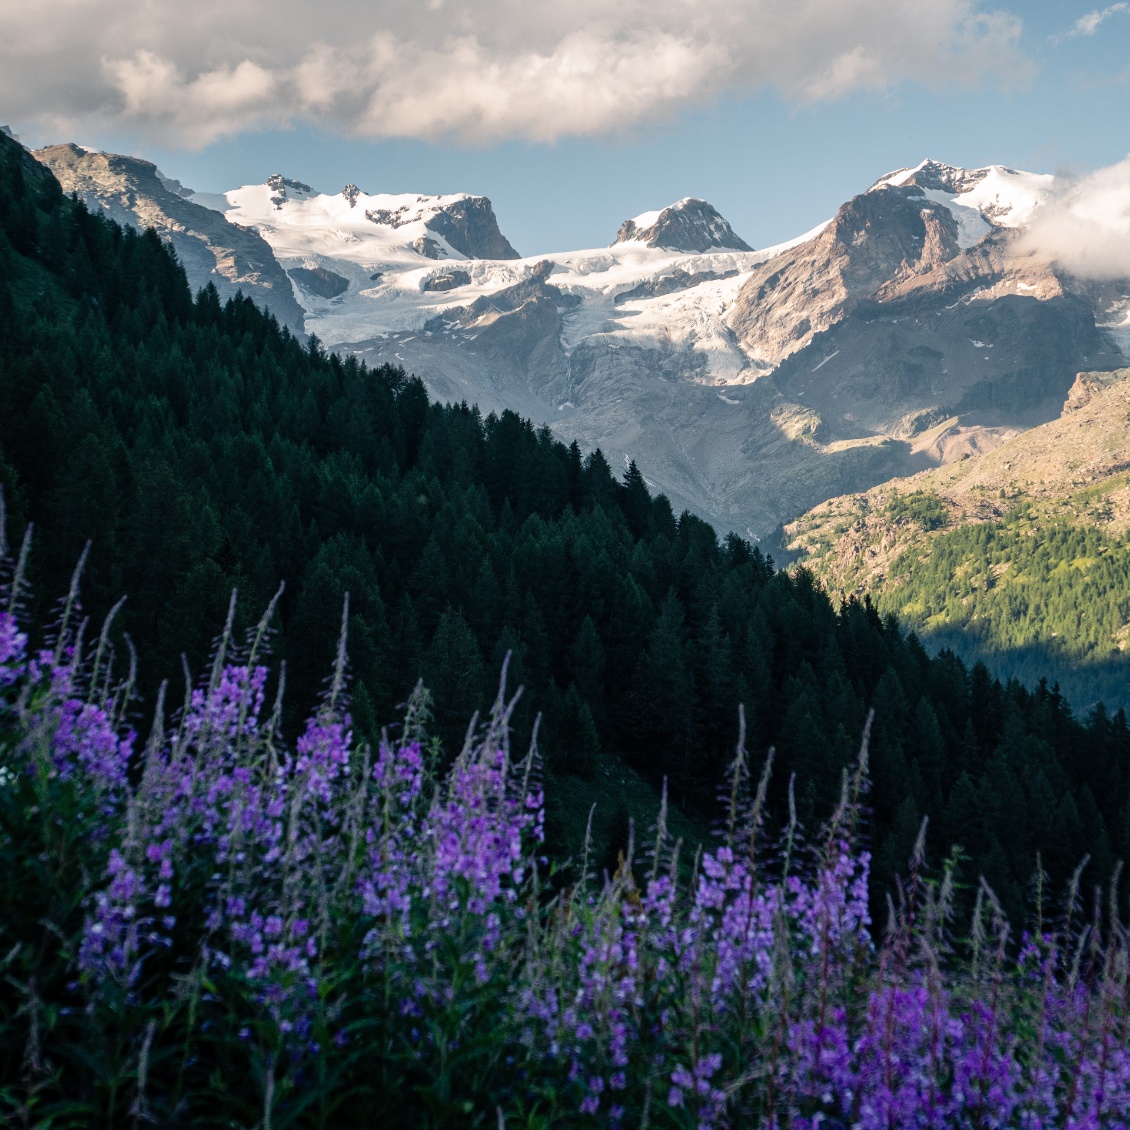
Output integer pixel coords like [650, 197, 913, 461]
[869, 159, 1056, 230]
[612, 197, 753, 253]
[423, 194, 520, 259]
[872, 158, 991, 195]
[265, 173, 314, 208]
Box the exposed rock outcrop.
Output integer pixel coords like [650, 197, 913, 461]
[1064, 366, 1129, 412]
[613, 268, 738, 305]
[288, 266, 350, 299]
[266, 173, 313, 210]
[37, 145, 306, 334]
[421, 269, 471, 293]
[424, 196, 520, 260]
[725, 176, 1125, 448]
[412, 236, 444, 260]
[613, 198, 752, 252]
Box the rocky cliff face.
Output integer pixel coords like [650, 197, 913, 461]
[613, 198, 752, 252]
[34, 145, 306, 334]
[288, 266, 349, 299]
[730, 184, 969, 368]
[425, 196, 520, 260]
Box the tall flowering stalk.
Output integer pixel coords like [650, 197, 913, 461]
[0, 532, 1128, 1126]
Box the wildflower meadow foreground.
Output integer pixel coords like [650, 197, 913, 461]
[1, 532, 1128, 1128]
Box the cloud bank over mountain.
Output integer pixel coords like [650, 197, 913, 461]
[1021, 156, 1130, 280]
[0, 0, 1028, 147]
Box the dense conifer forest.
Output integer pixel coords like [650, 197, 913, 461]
[873, 500, 1130, 712]
[1, 131, 1128, 925]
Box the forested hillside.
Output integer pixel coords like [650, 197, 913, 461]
[788, 368, 1130, 713]
[868, 509, 1130, 704]
[1, 131, 1128, 923]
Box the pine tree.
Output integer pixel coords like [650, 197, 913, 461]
[424, 607, 486, 759]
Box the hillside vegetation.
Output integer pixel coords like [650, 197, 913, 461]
[2, 591, 1127, 1126]
[0, 131, 1128, 926]
[789, 367, 1130, 711]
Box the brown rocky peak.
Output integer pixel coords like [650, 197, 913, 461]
[612, 198, 752, 253]
[727, 184, 965, 369]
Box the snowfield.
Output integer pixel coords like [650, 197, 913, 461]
[193, 177, 836, 381]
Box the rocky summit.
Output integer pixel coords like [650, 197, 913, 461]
[611, 197, 753, 253]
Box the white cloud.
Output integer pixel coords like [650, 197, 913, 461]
[0, 0, 1030, 148]
[1020, 157, 1130, 280]
[1053, 3, 1129, 42]
[104, 53, 283, 147]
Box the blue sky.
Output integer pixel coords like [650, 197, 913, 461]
[5, 1, 1130, 255]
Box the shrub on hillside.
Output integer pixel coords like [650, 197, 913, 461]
[885, 490, 950, 532]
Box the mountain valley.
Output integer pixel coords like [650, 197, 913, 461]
[9, 1, 1130, 1118]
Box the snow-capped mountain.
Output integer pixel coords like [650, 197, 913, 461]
[873, 159, 1054, 232]
[611, 197, 753, 252]
[27, 144, 1129, 541]
[192, 178, 520, 266]
[199, 161, 1126, 539]
[192, 173, 816, 383]
[726, 159, 1127, 461]
[221, 159, 1122, 538]
[730, 159, 1068, 372]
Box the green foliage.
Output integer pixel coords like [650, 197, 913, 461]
[885, 489, 950, 531]
[882, 508, 1130, 709]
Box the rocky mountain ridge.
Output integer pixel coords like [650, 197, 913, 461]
[34, 144, 306, 334]
[18, 142, 1130, 541]
[191, 179, 519, 263]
